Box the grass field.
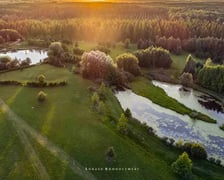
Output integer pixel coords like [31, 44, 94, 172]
[0, 64, 177, 179]
[0, 64, 223, 179]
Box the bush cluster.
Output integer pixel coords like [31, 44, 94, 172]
[0, 80, 66, 87]
[0, 56, 32, 71]
[0, 80, 23, 86]
[91, 84, 107, 115]
[197, 64, 224, 94]
[116, 53, 141, 76]
[134, 46, 173, 68]
[181, 142, 207, 160]
[26, 81, 67, 87]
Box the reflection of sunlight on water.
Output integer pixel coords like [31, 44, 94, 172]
[116, 90, 224, 164]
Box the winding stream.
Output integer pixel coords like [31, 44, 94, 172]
[115, 88, 224, 164]
[152, 81, 224, 124]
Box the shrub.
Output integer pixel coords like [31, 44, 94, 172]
[215, 159, 221, 166]
[58, 81, 67, 86]
[105, 147, 116, 162]
[134, 46, 172, 68]
[37, 91, 47, 102]
[220, 124, 224, 131]
[80, 50, 114, 80]
[0, 80, 22, 86]
[26, 80, 66, 88]
[20, 58, 31, 66]
[117, 113, 128, 135]
[88, 86, 97, 93]
[47, 42, 64, 66]
[124, 108, 132, 119]
[183, 55, 196, 75]
[38, 74, 46, 83]
[98, 101, 106, 114]
[73, 47, 85, 55]
[208, 157, 215, 163]
[190, 143, 207, 160]
[182, 142, 193, 154]
[0, 56, 12, 70]
[169, 138, 175, 146]
[116, 53, 141, 76]
[91, 92, 100, 108]
[98, 82, 107, 100]
[171, 152, 192, 179]
[180, 72, 193, 87]
[182, 142, 207, 160]
[176, 140, 183, 149]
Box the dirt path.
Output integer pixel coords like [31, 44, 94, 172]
[0, 99, 96, 180]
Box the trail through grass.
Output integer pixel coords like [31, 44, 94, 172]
[0, 98, 95, 180]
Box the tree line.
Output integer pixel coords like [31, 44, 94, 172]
[0, 18, 223, 43]
[182, 55, 224, 94]
[138, 36, 224, 64]
[197, 64, 224, 94]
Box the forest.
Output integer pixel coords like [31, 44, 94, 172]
[0, 2, 223, 94]
[0, 1, 224, 180]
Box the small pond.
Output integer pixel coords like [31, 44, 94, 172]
[0, 50, 48, 65]
[152, 81, 224, 124]
[115, 90, 224, 164]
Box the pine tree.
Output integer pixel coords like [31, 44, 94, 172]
[117, 113, 128, 134]
[98, 101, 106, 115]
[98, 82, 107, 100]
[91, 92, 100, 108]
[171, 152, 192, 179]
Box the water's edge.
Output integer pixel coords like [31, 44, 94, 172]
[115, 90, 224, 164]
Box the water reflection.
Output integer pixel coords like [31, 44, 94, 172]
[115, 90, 224, 164]
[152, 81, 224, 124]
[0, 50, 48, 65]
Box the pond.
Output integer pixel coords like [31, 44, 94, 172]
[115, 90, 224, 164]
[152, 81, 224, 124]
[0, 50, 48, 65]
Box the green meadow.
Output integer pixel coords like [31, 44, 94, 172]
[0, 63, 223, 179]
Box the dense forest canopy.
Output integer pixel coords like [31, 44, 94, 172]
[0, 2, 224, 40]
[0, 1, 224, 92]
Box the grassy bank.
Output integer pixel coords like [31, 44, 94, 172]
[0, 64, 223, 179]
[131, 77, 216, 123]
